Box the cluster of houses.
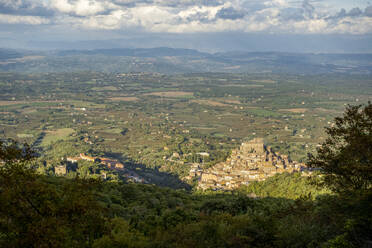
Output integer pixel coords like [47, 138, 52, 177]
[55, 153, 146, 183]
[67, 153, 124, 169]
[54, 153, 124, 176]
[197, 138, 307, 190]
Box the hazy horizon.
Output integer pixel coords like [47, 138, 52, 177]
[1, 0, 372, 53]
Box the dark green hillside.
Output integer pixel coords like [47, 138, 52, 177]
[238, 172, 330, 199]
[1, 156, 371, 248]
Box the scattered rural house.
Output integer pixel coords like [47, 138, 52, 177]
[98, 157, 124, 170]
[196, 152, 210, 157]
[55, 165, 67, 176]
[80, 153, 95, 162]
[67, 157, 80, 163]
[101, 171, 107, 180]
[171, 152, 180, 159]
[184, 163, 203, 180]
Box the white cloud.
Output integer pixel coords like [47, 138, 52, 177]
[264, 0, 289, 8]
[77, 10, 125, 29]
[0, 13, 50, 24]
[178, 5, 224, 21]
[0, 0, 371, 35]
[50, 0, 114, 16]
[329, 16, 372, 34]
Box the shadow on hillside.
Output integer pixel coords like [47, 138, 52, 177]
[103, 152, 192, 191]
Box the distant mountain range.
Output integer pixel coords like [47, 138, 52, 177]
[1, 47, 371, 74]
[56, 47, 209, 57]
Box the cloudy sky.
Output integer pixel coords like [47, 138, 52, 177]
[1, 0, 372, 52]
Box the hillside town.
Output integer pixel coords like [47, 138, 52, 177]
[67, 153, 124, 170]
[53, 153, 145, 183]
[195, 138, 307, 190]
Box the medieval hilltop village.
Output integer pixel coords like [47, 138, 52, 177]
[195, 138, 308, 190]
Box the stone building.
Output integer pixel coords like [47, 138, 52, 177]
[79, 153, 96, 162]
[184, 163, 203, 180]
[55, 165, 67, 176]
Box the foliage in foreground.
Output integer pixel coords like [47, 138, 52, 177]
[1, 160, 371, 247]
[0, 140, 105, 247]
[238, 172, 330, 199]
[308, 102, 372, 193]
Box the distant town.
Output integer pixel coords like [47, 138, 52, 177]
[195, 138, 310, 190]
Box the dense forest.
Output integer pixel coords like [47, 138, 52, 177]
[0, 103, 371, 247]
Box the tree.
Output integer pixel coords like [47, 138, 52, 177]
[92, 218, 148, 248]
[0, 139, 34, 163]
[307, 102, 372, 193]
[0, 139, 106, 247]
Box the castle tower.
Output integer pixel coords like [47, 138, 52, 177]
[240, 138, 265, 154]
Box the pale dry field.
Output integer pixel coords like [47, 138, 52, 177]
[0, 100, 64, 106]
[190, 99, 228, 107]
[144, 91, 193, 97]
[279, 108, 308, 113]
[222, 84, 264, 88]
[222, 99, 241, 104]
[0, 101, 26, 106]
[109, 97, 140, 102]
[248, 79, 276, 83]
